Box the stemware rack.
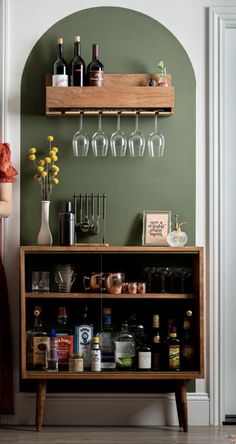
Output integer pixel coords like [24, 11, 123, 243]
[45, 73, 174, 116]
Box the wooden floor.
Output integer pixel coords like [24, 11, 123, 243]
[0, 425, 235, 444]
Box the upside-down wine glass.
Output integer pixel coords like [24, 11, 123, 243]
[110, 111, 127, 157]
[147, 112, 165, 158]
[72, 112, 89, 157]
[128, 112, 145, 157]
[91, 112, 109, 157]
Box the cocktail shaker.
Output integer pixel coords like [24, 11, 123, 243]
[59, 201, 75, 246]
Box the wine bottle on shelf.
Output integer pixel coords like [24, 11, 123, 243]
[87, 43, 104, 87]
[181, 309, 194, 370]
[151, 314, 161, 370]
[52, 37, 68, 87]
[69, 36, 86, 86]
[166, 326, 180, 371]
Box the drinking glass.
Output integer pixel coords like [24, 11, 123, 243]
[128, 113, 145, 157]
[147, 113, 165, 158]
[91, 112, 108, 157]
[155, 266, 172, 293]
[110, 112, 127, 157]
[72, 112, 89, 157]
[174, 267, 192, 293]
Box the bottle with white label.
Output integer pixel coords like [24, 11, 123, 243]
[138, 335, 151, 370]
[52, 37, 68, 87]
[91, 336, 101, 372]
[114, 322, 135, 370]
[74, 306, 93, 369]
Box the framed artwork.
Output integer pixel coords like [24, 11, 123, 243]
[142, 211, 171, 246]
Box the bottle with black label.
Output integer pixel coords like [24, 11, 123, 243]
[87, 43, 104, 87]
[26, 305, 49, 370]
[55, 306, 74, 371]
[166, 326, 180, 371]
[52, 37, 68, 87]
[69, 36, 86, 86]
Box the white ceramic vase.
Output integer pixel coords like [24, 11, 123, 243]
[37, 200, 53, 246]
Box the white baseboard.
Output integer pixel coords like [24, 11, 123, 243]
[0, 392, 209, 426]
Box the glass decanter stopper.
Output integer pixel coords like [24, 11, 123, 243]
[167, 214, 188, 247]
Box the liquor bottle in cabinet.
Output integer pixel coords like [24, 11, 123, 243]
[137, 335, 152, 371]
[91, 336, 101, 372]
[74, 305, 93, 370]
[26, 305, 49, 370]
[98, 307, 115, 370]
[55, 306, 74, 371]
[87, 43, 104, 86]
[69, 35, 86, 86]
[52, 37, 68, 87]
[181, 310, 194, 370]
[166, 326, 180, 371]
[114, 322, 135, 370]
[151, 314, 162, 370]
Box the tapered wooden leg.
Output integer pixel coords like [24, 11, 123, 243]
[175, 383, 183, 428]
[36, 380, 47, 432]
[178, 379, 188, 432]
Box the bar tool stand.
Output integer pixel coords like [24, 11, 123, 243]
[73, 193, 107, 245]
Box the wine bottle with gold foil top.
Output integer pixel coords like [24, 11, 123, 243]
[152, 314, 161, 370]
[52, 37, 68, 87]
[181, 309, 194, 369]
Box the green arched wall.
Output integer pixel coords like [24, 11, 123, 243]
[21, 6, 195, 246]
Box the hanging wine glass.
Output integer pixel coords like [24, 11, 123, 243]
[147, 112, 165, 158]
[91, 112, 108, 157]
[128, 112, 145, 157]
[110, 111, 127, 157]
[72, 112, 89, 157]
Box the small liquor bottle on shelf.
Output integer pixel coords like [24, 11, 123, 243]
[74, 305, 93, 370]
[26, 305, 49, 370]
[137, 335, 151, 370]
[69, 35, 86, 86]
[99, 307, 115, 370]
[114, 322, 135, 370]
[52, 37, 68, 87]
[151, 314, 161, 370]
[91, 336, 101, 372]
[166, 326, 180, 371]
[181, 310, 194, 370]
[55, 306, 74, 371]
[87, 43, 104, 87]
[47, 328, 59, 372]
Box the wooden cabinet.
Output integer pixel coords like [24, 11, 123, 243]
[45, 74, 174, 116]
[20, 245, 204, 431]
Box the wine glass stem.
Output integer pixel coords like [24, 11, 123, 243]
[181, 277, 185, 293]
[80, 113, 83, 131]
[117, 113, 121, 131]
[98, 113, 102, 131]
[135, 114, 139, 131]
[161, 276, 165, 293]
[154, 113, 158, 132]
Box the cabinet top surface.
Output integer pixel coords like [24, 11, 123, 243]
[20, 245, 203, 253]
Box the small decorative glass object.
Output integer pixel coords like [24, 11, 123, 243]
[157, 60, 169, 87]
[167, 214, 188, 247]
[147, 113, 165, 157]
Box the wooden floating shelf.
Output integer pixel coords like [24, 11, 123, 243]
[25, 292, 194, 299]
[45, 73, 174, 116]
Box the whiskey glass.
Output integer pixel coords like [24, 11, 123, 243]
[72, 112, 89, 157]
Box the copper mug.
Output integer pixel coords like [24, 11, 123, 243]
[127, 282, 138, 295]
[83, 272, 105, 291]
[105, 272, 125, 294]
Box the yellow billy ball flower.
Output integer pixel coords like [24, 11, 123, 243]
[47, 136, 54, 142]
[51, 155, 58, 161]
[41, 171, 47, 177]
[37, 166, 44, 173]
[52, 170, 58, 176]
[53, 178, 59, 185]
[38, 159, 45, 166]
[50, 165, 57, 172]
[44, 156, 51, 164]
[29, 147, 37, 154]
[28, 154, 36, 161]
[51, 146, 58, 153]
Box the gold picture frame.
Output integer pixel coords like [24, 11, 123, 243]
[142, 211, 171, 246]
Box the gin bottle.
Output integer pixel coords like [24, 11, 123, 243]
[99, 307, 115, 370]
[74, 305, 93, 369]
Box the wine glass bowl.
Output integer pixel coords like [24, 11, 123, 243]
[147, 113, 165, 158]
[155, 266, 172, 293]
[128, 113, 145, 157]
[91, 112, 108, 157]
[110, 113, 127, 157]
[173, 267, 192, 293]
[72, 113, 89, 157]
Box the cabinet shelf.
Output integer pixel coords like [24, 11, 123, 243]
[25, 292, 194, 299]
[23, 370, 201, 380]
[45, 74, 174, 116]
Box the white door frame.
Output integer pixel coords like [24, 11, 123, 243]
[209, 6, 236, 425]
